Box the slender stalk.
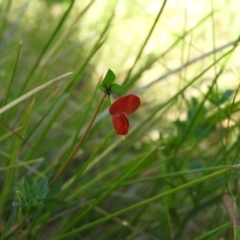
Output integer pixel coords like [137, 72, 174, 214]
[49, 93, 107, 188]
[3, 41, 22, 106]
[54, 165, 240, 239]
[19, 0, 75, 94]
[123, 0, 167, 87]
[4, 217, 27, 239]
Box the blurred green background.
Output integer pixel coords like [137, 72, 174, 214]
[1, 0, 240, 239]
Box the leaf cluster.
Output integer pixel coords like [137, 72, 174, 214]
[12, 176, 65, 219]
[98, 69, 122, 95]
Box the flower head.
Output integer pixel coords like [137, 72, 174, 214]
[109, 94, 141, 136]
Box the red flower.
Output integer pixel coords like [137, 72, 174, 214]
[109, 94, 141, 135]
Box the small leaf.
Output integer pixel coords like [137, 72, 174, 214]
[32, 180, 39, 197]
[110, 83, 122, 95]
[39, 178, 49, 198]
[24, 176, 35, 199]
[24, 175, 35, 186]
[42, 198, 67, 212]
[28, 198, 40, 207]
[12, 202, 29, 208]
[221, 89, 234, 103]
[102, 69, 116, 86]
[98, 83, 107, 92]
[27, 208, 41, 220]
[46, 176, 62, 198]
[209, 89, 233, 105]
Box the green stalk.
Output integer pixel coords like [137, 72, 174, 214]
[123, 0, 167, 87]
[49, 93, 107, 188]
[19, 0, 75, 94]
[3, 41, 22, 106]
[54, 165, 239, 239]
[0, 101, 34, 218]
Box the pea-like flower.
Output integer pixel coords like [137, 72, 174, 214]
[109, 94, 141, 135]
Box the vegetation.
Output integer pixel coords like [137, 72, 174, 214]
[1, 0, 240, 239]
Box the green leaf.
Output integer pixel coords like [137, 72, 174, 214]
[39, 178, 50, 198]
[27, 208, 41, 220]
[24, 175, 34, 186]
[110, 83, 122, 95]
[42, 198, 67, 212]
[102, 69, 116, 86]
[98, 83, 107, 92]
[28, 198, 40, 207]
[46, 176, 62, 198]
[24, 175, 35, 199]
[12, 202, 29, 208]
[32, 180, 39, 197]
[220, 89, 233, 103]
[208, 89, 233, 105]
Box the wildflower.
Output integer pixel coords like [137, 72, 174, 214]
[109, 94, 141, 135]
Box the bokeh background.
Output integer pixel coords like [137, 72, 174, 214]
[1, 0, 240, 239]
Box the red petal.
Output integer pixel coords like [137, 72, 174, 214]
[109, 94, 140, 115]
[112, 114, 129, 135]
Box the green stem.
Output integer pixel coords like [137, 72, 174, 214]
[4, 217, 26, 239]
[54, 165, 240, 239]
[123, 0, 167, 87]
[49, 93, 107, 188]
